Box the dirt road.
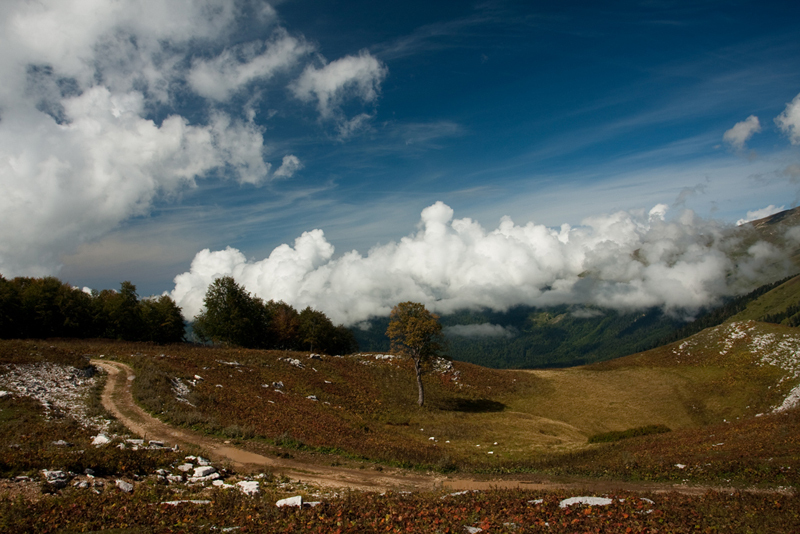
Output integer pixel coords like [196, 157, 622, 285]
[93, 359, 776, 495]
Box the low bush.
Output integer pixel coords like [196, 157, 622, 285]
[588, 424, 671, 443]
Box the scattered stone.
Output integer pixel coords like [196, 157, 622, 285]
[149, 440, 165, 448]
[193, 466, 216, 478]
[281, 358, 304, 369]
[115, 480, 134, 493]
[309, 354, 321, 360]
[464, 527, 483, 534]
[167, 475, 183, 484]
[237, 480, 260, 495]
[84, 468, 95, 476]
[189, 472, 221, 484]
[0, 391, 11, 398]
[276, 495, 303, 507]
[559, 497, 614, 508]
[196, 457, 211, 466]
[92, 434, 112, 446]
[0, 362, 108, 431]
[52, 440, 71, 447]
[177, 463, 194, 472]
[306, 395, 318, 401]
[42, 470, 70, 489]
[162, 500, 212, 506]
[73, 480, 91, 489]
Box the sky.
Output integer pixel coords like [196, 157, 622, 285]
[2, 0, 800, 326]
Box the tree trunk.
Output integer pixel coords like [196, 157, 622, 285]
[414, 357, 425, 407]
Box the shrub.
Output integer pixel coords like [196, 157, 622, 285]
[588, 424, 671, 443]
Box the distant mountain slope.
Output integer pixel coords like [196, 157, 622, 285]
[353, 207, 800, 369]
[730, 274, 800, 325]
[748, 206, 800, 267]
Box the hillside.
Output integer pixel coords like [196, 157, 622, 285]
[4, 318, 796, 484]
[1, 326, 800, 532]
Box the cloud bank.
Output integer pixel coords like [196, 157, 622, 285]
[0, 0, 386, 277]
[171, 201, 794, 325]
[444, 324, 517, 338]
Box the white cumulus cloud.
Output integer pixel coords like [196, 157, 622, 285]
[736, 205, 785, 226]
[171, 201, 792, 325]
[0, 0, 377, 277]
[723, 115, 761, 150]
[188, 30, 312, 101]
[776, 92, 800, 145]
[291, 50, 388, 119]
[274, 155, 303, 178]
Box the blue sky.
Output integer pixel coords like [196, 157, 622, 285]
[2, 0, 800, 323]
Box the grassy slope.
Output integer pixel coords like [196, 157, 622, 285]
[8, 318, 793, 487]
[730, 273, 800, 323]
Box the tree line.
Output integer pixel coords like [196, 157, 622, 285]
[193, 276, 357, 354]
[0, 275, 185, 343]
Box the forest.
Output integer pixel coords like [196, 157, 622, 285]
[0, 274, 357, 355]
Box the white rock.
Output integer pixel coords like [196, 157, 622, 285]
[188, 473, 221, 484]
[559, 497, 613, 508]
[116, 480, 134, 493]
[167, 475, 183, 484]
[238, 480, 261, 495]
[193, 465, 216, 478]
[42, 470, 69, 488]
[464, 527, 483, 533]
[196, 456, 211, 466]
[92, 434, 112, 446]
[177, 463, 194, 472]
[276, 495, 303, 507]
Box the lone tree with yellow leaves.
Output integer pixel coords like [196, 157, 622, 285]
[386, 301, 445, 407]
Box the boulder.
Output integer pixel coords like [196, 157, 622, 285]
[276, 495, 303, 507]
[115, 480, 134, 493]
[42, 470, 69, 489]
[92, 434, 112, 446]
[238, 480, 260, 495]
[193, 465, 216, 478]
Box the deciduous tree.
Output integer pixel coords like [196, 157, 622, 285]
[193, 276, 268, 347]
[386, 301, 445, 407]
